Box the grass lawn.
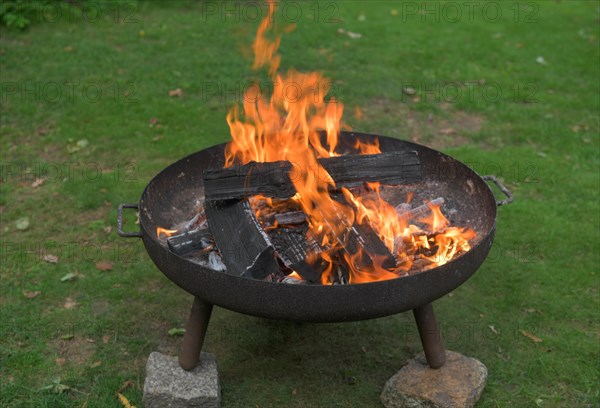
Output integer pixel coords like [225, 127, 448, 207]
[1, 1, 598, 407]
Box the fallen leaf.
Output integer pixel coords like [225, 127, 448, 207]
[168, 328, 186, 337]
[521, 330, 543, 343]
[103, 226, 112, 234]
[60, 272, 76, 282]
[292, 388, 297, 395]
[76, 139, 89, 149]
[31, 178, 44, 188]
[64, 46, 73, 52]
[149, 117, 159, 127]
[439, 128, 456, 136]
[23, 290, 41, 299]
[44, 254, 59, 264]
[515, 43, 524, 48]
[64, 297, 78, 309]
[15, 217, 30, 231]
[85, 338, 95, 343]
[91, 361, 102, 368]
[95, 261, 113, 271]
[117, 392, 136, 408]
[38, 378, 70, 394]
[60, 333, 74, 340]
[346, 31, 362, 39]
[536, 56, 548, 65]
[488, 325, 498, 335]
[55, 358, 66, 366]
[403, 87, 417, 95]
[357, 14, 366, 22]
[168, 88, 183, 97]
[102, 334, 111, 344]
[354, 106, 363, 121]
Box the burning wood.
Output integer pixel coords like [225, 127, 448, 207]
[155, 0, 478, 285]
[267, 225, 328, 283]
[167, 227, 213, 255]
[274, 211, 306, 226]
[203, 150, 421, 202]
[205, 200, 280, 279]
[312, 194, 398, 275]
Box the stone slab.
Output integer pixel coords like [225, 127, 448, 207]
[381, 350, 487, 408]
[143, 351, 220, 408]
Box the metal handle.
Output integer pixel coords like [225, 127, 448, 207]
[482, 175, 513, 206]
[117, 203, 143, 238]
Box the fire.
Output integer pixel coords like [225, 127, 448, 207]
[156, 227, 177, 238]
[219, 1, 476, 284]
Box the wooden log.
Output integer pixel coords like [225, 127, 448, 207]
[203, 150, 421, 201]
[267, 225, 327, 283]
[205, 200, 280, 279]
[318, 194, 398, 271]
[274, 211, 307, 226]
[167, 227, 213, 255]
[203, 161, 296, 202]
[320, 150, 421, 188]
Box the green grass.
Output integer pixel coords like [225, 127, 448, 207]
[1, 1, 598, 407]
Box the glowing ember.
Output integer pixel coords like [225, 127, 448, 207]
[156, 227, 178, 238]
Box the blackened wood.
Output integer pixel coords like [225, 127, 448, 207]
[203, 161, 296, 202]
[317, 194, 398, 271]
[274, 211, 307, 225]
[203, 150, 421, 201]
[205, 200, 279, 279]
[344, 221, 398, 270]
[320, 150, 421, 188]
[167, 227, 213, 255]
[267, 226, 326, 283]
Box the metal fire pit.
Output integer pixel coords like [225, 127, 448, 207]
[118, 132, 512, 371]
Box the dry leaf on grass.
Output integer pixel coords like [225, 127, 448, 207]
[521, 330, 543, 343]
[95, 261, 113, 271]
[60, 272, 76, 282]
[23, 290, 41, 299]
[55, 357, 66, 366]
[91, 361, 102, 368]
[44, 254, 59, 264]
[64, 297, 78, 309]
[117, 392, 136, 408]
[31, 178, 44, 188]
[168, 88, 183, 97]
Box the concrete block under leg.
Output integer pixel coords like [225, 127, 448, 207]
[143, 351, 220, 408]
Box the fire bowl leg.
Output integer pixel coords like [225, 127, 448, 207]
[179, 297, 214, 371]
[412, 303, 446, 369]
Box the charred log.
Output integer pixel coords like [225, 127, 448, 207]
[267, 225, 328, 283]
[317, 194, 398, 272]
[203, 150, 421, 201]
[274, 211, 307, 226]
[205, 200, 280, 279]
[167, 227, 213, 255]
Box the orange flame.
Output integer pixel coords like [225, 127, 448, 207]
[156, 227, 178, 238]
[218, 2, 476, 283]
